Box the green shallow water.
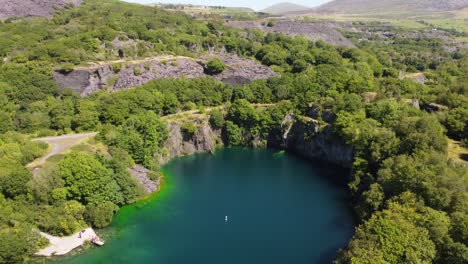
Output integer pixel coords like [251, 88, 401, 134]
[57, 148, 355, 264]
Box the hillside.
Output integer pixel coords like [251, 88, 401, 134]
[0, 0, 81, 18]
[314, 0, 468, 14]
[261, 2, 310, 14]
[0, 0, 466, 263]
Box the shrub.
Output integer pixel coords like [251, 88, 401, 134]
[209, 109, 225, 129]
[181, 121, 197, 135]
[182, 102, 197, 111]
[60, 63, 75, 73]
[133, 67, 142, 76]
[85, 202, 118, 228]
[204, 58, 225, 75]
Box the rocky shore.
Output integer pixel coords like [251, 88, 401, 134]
[128, 165, 161, 194]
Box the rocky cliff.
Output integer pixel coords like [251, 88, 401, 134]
[159, 113, 353, 169]
[54, 55, 277, 97]
[159, 117, 222, 165]
[276, 114, 353, 168]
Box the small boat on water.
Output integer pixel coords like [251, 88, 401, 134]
[225, 216, 228, 222]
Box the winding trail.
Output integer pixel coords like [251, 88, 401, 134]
[29, 132, 98, 168]
[162, 104, 275, 121]
[75, 55, 194, 70]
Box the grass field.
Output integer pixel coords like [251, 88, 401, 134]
[297, 7, 468, 33]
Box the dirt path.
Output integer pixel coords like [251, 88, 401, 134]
[75, 55, 195, 70]
[162, 104, 275, 121]
[29, 132, 98, 168]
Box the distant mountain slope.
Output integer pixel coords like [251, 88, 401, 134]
[261, 2, 310, 14]
[0, 0, 81, 19]
[314, 0, 468, 14]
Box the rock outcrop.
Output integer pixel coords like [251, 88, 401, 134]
[0, 0, 81, 19]
[280, 115, 353, 168]
[159, 117, 222, 165]
[159, 113, 353, 169]
[128, 164, 161, 194]
[54, 55, 277, 97]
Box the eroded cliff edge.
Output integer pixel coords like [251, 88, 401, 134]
[159, 113, 353, 168]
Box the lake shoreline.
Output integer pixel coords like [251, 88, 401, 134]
[44, 148, 354, 263]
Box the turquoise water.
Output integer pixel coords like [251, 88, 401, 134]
[58, 148, 354, 264]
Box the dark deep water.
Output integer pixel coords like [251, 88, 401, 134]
[59, 148, 355, 264]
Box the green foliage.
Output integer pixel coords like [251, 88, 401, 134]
[108, 147, 135, 168]
[133, 67, 142, 76]
[103, 111, 168, 169]
[209, 109, 225, 129]
[225, 121, 244, 146]
[181, 121, 197, 136]
[0, 0, 465, 261]
[337, 199, 436, 264]
[378, 151, 464, 211]
[0, 225, 46, 264]
[86, 202, 118, 228]
[205, 58, 225, 75]
[446, 107, 468, 140]
[58, 152, 123, 205]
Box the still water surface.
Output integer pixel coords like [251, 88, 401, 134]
[59, 148, 354, 264]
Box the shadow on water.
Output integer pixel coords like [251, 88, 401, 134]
[317, 245, 345, 264]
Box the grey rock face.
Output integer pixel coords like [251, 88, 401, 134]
[54, 56, 277, 97]
[128, 164, 160, 194]
[160, 113, 353, 169]
[274, 114, 353, 168]
[159, 118, 221, 165]
[0, 0, 82, 18]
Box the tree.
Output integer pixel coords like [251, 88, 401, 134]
[209, 109, 225, 129]
[58, 152, 123, 205]
[292, 59, 308, 73]
[86, 201, 118, 228]
[114, 111, 168, 169]
[0, 226, 46, 264]
[73, 100, 100, 132]
[225, 121, 244, 146]
[0, 167, 31, 198]
[205, 58, 225, 75]
[227, 99, 259, 128]
[357, 183, 385, 219]
[446, 107, 468, 140]
[377, 151, 461, 211]
[450, 212, 468, 245]
[336, 202, 436, 264]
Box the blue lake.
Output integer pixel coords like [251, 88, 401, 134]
[60, 148, 354, 264]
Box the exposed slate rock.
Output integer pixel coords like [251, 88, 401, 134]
[54, 55, 277, 97]
[0, 0, 82, 19]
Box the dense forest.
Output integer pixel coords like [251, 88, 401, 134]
[0, 0, 466, 263]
